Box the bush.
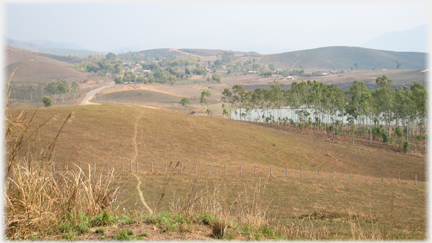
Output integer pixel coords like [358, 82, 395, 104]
[404, 141, 409, 152]
[42, 96, 53, 107]
[395, 127, 403, 137]
[381, 130, 389, 143]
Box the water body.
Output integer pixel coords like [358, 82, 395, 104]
[230, 107, 402, 126]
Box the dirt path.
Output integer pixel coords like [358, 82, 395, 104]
[131, 114, 153, 215]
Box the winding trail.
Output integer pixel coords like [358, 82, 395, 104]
[131, 114, 153, 215]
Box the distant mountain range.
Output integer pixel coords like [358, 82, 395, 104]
[360, 24, 427, 53]
[5, 38, 101, 57]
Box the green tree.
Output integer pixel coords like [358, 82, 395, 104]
[221, 88, 233, 119]
[43, 96, 52, 107]
[268, 64, 275, 71]
[200, 90, 211, 116]
[106, 52, 116, 60]
[179, 97, 190, 113]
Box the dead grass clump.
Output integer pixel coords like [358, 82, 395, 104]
[4, 76, 119, 239]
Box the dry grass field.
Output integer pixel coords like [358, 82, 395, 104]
[6, 104, 426, 239]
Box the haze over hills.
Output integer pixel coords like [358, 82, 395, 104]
[5, 38, 101, 57]
[258, 46, 427, 70]
[360, 24, 428, 53]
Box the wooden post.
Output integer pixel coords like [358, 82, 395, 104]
[130, 162, 132, 172]
[415, 173, 417, 185]
[365, 171, 368, 181]
[224, 165, 226, 175]
[195, 164, 197, 174]
[382, 171, 384, 183]
[350, 170, 352, 181]
[209, 164, 211, 175]
[180, 162, 182, 174]
[270, 165, 272, 177]
[254, 165, 256, 176]
[333, 169, 335, 180]
[398, 172, 400, 183]
[240, 165, 242, 176]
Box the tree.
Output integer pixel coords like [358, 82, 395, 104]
[43, 96, 52, 107]
[353, 63, 359, 70]
[106, 52, 116, 60]
[221, 88, 233, 119]
[212, 73, 222, 83]
[179, 98, 190, 113]
[394, 60, 401, 69]
[268, 64, 275, 71]
[71, 81, 80, 102]
[200, 90, 211, 116]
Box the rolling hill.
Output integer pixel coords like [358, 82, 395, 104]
[118, 48, 260, 60]
[5, 45, 89, 85]
[258, 46, 427, 70]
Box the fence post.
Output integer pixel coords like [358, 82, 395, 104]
[195, 164, 198, 174]
[350, 170, 352, 181]
[180, 162, 182, 174]
[209, 164, 211, 175]
[382, 171, 384, 183]
[254, 165, 256, 176]
[270, 165, 272, 177]
[333, 169, 335, 180]
[130, 162, 132, 172]
[365, 171, 367, 181]
[415, 173, 417, 185]
[224, 164, 226, 175]
[240, 165, 242, 176]
[398, 172, 400, 183]
[301, 167, 303, 178]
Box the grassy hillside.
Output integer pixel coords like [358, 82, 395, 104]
[9, 104, 425, 181]
[5, 46, 89, 85]
[7, 104, 426, 239]
[258, 46, 427, 70]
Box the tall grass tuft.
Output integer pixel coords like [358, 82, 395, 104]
[4, 73, 119, 239]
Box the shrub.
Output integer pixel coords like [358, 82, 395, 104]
[395, 127, 403, 137]
[381, 130, 389, 143]
[114, 229, 134, 240]
[404, 141, 409, 152]
[42, 96, 53, 107]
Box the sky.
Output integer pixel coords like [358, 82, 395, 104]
[3, 1, 430, 54]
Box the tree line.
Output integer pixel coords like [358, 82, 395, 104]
[220, 76, 427, 152]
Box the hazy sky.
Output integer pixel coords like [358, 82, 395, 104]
[3, 1, 430, 54]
